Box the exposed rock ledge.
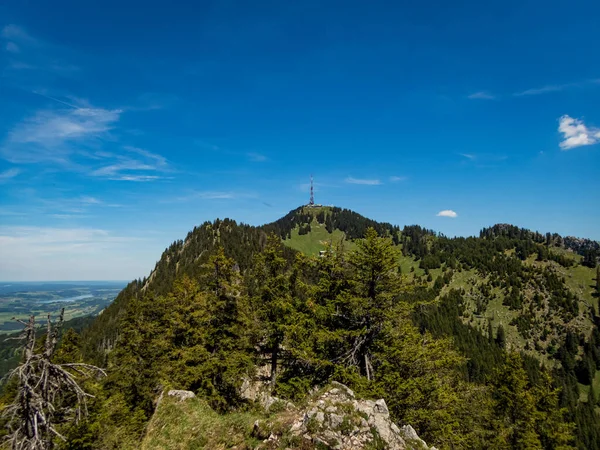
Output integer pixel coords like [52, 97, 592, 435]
[248, 381, 436, 449]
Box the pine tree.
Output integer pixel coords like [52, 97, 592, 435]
[496, 324, 506, 349]
[532, 371, 575, 449]
[337, 227, 402, 380]
[253, 234, 294, 388]
[491, 352, 542, 449]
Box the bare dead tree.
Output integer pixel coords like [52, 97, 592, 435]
[1, 309, 106, 450]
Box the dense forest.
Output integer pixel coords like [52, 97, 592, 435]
[1, 206, 599, 449]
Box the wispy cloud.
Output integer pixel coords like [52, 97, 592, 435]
[437, 210, 458, 218]
[1, 25, 38, 46]
[345, 176, 381, 185]
[468, 91, 495, 100]
[1, 24, 80, 79]
[558, 115, 600, 150]
[513, 79, 600, 97]
[247, 152, 268, 162]
[514, 83, 578, 97]
[124, 146, 167, 166]
[5, 42, 19, 53]
[459, 153, 476, 160]
[0, 226, 136, 249]
[79, 196, 101, 205]
[0, 225, 152, 280]
[0, 168, 21, 182]
[1, 102, 121, 164]
[90, 146, 170, 181]
[389, 176, 407, 182]
[171, 190, 252, 202]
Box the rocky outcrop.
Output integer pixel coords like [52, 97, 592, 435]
[240, 365, 293, 411]
[251, 381, 435, 450]
[167, 389, 196, 402]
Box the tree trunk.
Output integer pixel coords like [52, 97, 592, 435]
[270, 341, 279, 389]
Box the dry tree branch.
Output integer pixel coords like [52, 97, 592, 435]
[1, 309, 106, 450]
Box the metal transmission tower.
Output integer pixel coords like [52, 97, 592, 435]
[309, 175, 315, 206]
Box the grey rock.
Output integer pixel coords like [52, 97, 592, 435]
[400, 425, 430, 449]
[374, 398, 390, 417]
[167, 390, 195, 401]
[329, 413, 344, 429]
[315, 411, 325, 424]
[331, 380, 355, 398]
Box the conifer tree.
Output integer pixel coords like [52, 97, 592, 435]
[532, 371, 575, 449]
[496, 324, 506, 349]
[338, 227, 402, 380]
[253, 234, 294, 388]
[491, 352, 541, 449]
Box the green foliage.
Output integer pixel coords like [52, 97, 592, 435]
[42, 208, 600, 450]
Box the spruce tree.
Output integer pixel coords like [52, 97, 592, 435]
[491, 352, 542, 449]
[496, 324, 506, 349]
[339, 227, 401, 380]
[253, 234, 294, 388]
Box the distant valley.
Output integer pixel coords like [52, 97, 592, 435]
[0, 281, 125, 333]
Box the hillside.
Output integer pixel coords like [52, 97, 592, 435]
[3, 205, 600, 449]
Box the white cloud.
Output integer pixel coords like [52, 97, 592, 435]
[79, 196, 101, 205]
[459, 153, 476, 160]
[2, 105, 121, 163]
[90, 147, 169, 182]
[345, 176, 381, 185]
[109, 175, 163, 182]
[389, 176, 407, 182]
[514, 83, 575, 97]
[0, 168, 21, 182]
[558, 115, 600, 150]
[437, 210, 458, 218]
[468, 91, 495, 100]
[124, 146, 167, 166]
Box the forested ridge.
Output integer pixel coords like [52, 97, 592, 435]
[2, 205, 599, 449]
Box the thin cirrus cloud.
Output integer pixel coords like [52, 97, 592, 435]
[437, 210, 458, 218]
[513, 79, 600, 97]
[389, 176, 407, 182]
[1, 92, 170, 181]
[467, 91, 495, 100]
[558, 115, 600, 150]
[90, 146, 170, 181]
[170, 190, 253, 202]
[247, 152, 268, 162]
[0, 168, 21, 182]
[345, 176, 381, 185]
[1, 24, 80, 79]
[1, 101, 122, 164]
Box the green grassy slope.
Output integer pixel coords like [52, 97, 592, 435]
[283, 220, 351, 256]
[142, 395, 262, 450]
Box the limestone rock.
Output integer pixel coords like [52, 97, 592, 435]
[260, 382, 435, 449]
[166, 390, 195, 402]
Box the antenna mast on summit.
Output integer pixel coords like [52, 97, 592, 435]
[309, 175, 315, 206]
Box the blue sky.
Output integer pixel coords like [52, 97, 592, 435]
[1, 0, 599, 281]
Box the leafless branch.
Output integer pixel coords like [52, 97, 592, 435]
[1, 309, 106, 450]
